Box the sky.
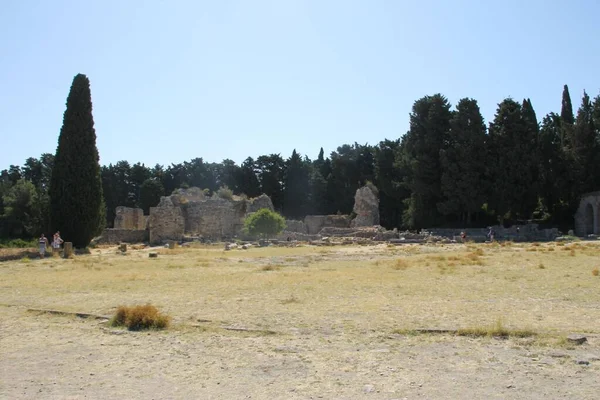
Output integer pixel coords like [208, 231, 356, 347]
[1, 0, 599, 170]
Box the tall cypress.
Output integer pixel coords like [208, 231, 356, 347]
[49, 74, 105, 247]
[561, 85, 575, 125]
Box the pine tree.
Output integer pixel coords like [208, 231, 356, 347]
[570, 91, 598, 197]
[49, 74, 105, 247]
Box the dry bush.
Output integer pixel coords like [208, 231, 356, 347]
[260, 264, 282, 271]
[109, 304, 171, 331]
[392, 259, 410, 270]
[538, 263, 545, 269]
[593, 268, 599, 277]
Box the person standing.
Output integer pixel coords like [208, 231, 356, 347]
[39, 234, 49, 259]
[52, 231, 64, 256]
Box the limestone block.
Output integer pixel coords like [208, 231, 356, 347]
[350, 185, 380, 227]
[114, 206, 146, 230]
[149, 204, 185, 244]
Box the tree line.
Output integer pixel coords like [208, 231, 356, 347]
[1, 84, 599, 242]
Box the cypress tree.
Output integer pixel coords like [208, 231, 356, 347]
[438, 98, 487, 224]
[561, 85, 574, 125]
[49, 74, 105, 248]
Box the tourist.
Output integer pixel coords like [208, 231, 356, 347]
[38, 234, 49, 259]
[52, 231, 64, 256]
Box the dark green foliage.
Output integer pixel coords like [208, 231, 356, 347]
[244, 208, 286, 239]
[239, 157, 261, 198]
[49, 74, 105, 248]
[538, 113, 571, 225]
[0, 179, 42, 237]
[569, 91, 599, 196]
[139, 178, 164, 214]
[438, 98, 488, 224]
[374, 139, 406, 228]
[401, 94, 452, 228]
[282, 150, 310, 218]
[487, 98, 538, 222]
[561, 84, 575, 125]
[256, 154, 286, 211]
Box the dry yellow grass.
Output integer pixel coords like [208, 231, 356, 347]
[1, 241, 599, 336]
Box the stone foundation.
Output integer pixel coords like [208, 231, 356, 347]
[95, 229, 149, 244]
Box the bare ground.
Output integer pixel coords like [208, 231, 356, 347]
[1, 241, 599, 399]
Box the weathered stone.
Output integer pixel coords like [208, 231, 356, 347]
[94, 229, 149, 244]
[149, 199, 185, 245]
[567, 334, 587, 345]
[304, 215, 352, 234]
[246, 194, 274, 214]
[114, 206, 146, 230]
[284, 220, 307, 234]
[63, 242, 73, 258]
[574, 191, 600, 236]
[119, 243, 127, 252]
[149, 252, 158, 258]
[351, 185, 379, 227]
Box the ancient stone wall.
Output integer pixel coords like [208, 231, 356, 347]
[304, 215, 352, 235]
[95, 229, 149, 244]
[148, 199, 185, 244]
[147, 189, 275, 243]
[575, 191, 600, 236]
[184, 199, 247, 239]
[284, 220, 307, 234]
[350, 185, 380, 227]
[114, 207, 146, 230]
[246, 194, 274, 214]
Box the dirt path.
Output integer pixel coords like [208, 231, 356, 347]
[2, 306, 599, 400]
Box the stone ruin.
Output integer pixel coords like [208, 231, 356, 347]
[148, 188, 275, 244]
[574, 191, 600, 237]
[95, 183, 573, 246]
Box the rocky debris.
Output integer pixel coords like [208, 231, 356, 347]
[363, 384, 375, 393]
[575, 359, 590, 365]
[148, 252, 158, 258]
[567, 334, 587, 345]
[351, 185, 380, 227]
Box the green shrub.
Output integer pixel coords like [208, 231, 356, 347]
[244, 208, 286, 239]
[0, 238, 37, 248]
[109, 304, 171, 331]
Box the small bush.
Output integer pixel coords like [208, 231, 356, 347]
[0, 238, 37, 248]
[109, 304, 171, 331]
[216, 186, 234, 200]
[593, 268, 599, 277]
[261, 264, 282, 271]
[392, 259, 410, 270]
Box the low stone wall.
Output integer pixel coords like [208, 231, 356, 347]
[426, 224, 559, 241]
[305, 215, 352, 235]
[284, 220, 307, 233]
[95, 229, 148, 244]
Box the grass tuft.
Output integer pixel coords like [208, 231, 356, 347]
[457, 319, 536, 339]
[593, 268, 599, 277]
[392, 259, 410, 270]
[109, 304, 171, 331]
[260, 264, 282, 271]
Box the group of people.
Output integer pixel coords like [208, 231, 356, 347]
[38, 231, 64, 258]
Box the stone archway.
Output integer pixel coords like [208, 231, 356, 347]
[584, 203, 595, 235]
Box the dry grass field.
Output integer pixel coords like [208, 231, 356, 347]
[1, 241, 599, 399]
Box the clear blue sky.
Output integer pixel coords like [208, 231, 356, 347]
[1, 0, 599, 170]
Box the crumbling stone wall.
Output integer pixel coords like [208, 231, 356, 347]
[148, 198, 185, 244]
[304, 215, 352, 235]
[95, 229, 148, 244]
[350, 185, 379, 227]
[575, 191, 600, 236]
[284, 220, 307, 234]
[184, 198, 247, 239]
[148, 188, 274, 244]
[114, 206, 146, 230]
